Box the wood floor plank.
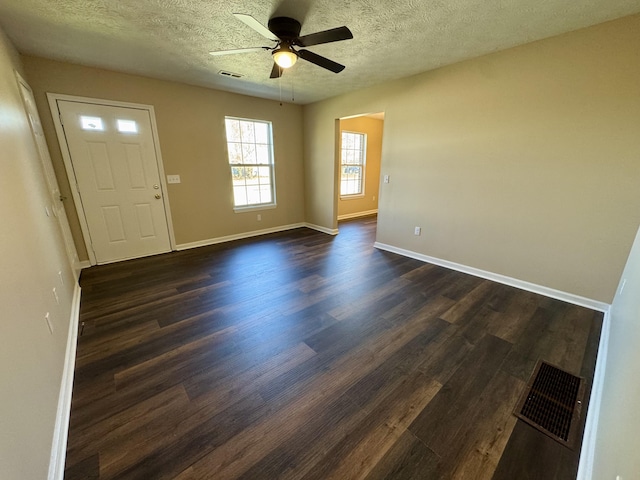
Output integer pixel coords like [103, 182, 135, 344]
[344, 317, 450, 410]
[236, 394, 368, 480]
[66, 384, 190, 466]
[364, 430, 442, 480]
[408, 333, 512, 456]
[444, 370, 524, 479]
[299, 372, 441, 480]
[65, 218, 602, 480]
[102, 391, 268, 479]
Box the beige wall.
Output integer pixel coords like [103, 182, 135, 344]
[338, 116, 382, 218]
[303, 14, 640, 303]
[592, 224, 640, 477]
[0, 28, 76, 479]
[22, 57, 305, 260]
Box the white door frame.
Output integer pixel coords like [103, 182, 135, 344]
[15, 74, 81, 276]
[47, 93, 176, 265]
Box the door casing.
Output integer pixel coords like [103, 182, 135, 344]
[16, 74, 81, 276]
[47, 93, 176, 265]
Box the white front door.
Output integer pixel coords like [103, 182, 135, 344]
[57, 100, 171, 264]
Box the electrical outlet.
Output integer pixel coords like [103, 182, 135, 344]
[45, 312, 53, 334]
[414, 226, 421, 236]
[257, 214, 262, 221]
[167, 174, 181, 184]
[373, 195, 376, 201]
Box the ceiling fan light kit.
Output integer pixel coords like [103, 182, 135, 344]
[272, 44, 297, 68]
[209, 13, 353, 79]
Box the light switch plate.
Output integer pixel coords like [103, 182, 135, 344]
[167, 174, 181, 184]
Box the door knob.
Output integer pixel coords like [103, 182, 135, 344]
[155, 194, 161, 199]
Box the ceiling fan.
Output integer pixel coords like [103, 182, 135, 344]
[209, 14, 353, 79]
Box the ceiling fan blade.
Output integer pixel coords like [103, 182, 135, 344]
[209, 47, 269, 56]
[298, 49, 345, 73]
[233, 13, 279, 41]
[297, 26, 353, 47]
[270, 63, 283, 79]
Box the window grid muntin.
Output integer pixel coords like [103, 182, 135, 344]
[225, 117, 275, 208]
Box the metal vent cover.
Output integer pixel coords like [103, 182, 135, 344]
[218, 70, 243, 78]
[514, 360, 585, 449]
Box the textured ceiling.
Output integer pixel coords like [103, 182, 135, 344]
[1, 0, 639, 104]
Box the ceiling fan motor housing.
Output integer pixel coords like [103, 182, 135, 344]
[268, 17, 302, 43]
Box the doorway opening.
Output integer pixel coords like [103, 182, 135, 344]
[335, 112, 385, 231]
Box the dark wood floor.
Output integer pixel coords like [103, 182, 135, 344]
[64, 217, 602, 480]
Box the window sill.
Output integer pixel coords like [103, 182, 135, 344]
[233, 203, 277, 213]
[340, 194, 365, 200]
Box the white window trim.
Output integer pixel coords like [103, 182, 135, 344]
[233, 203, 278, 213]
[340, 193, 366, 200]
[340, 130, 367, 198]
[225, 116, 277, 210]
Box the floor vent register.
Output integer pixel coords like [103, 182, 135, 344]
[514, 360, 585, 449]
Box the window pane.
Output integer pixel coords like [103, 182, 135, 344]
[117, 119, 137, 133]
[342, 132, 353, 149]
[257, 166, 270, 183]
[242, 144, 257, 164]
[246, 185, 261, 204]
[246, 168, 259, 185]
[228, 143, 243, 164]
[256, 144, 270, 164]
[233, 186, 248, 206]
[255, 123, 269, 144]
[81, 116, 104, 131]
[225, 119, 241, 142]
[240, 121, 255, 143]
[259, 185, 272, 203]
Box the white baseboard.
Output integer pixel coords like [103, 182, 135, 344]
[576, 307, 611, 480]
[176, 223, 306, 251]
[78, 260, 91, 270]
[337, 209, 378, 221]
[373, 242, 610, 312]
[304, 223, 339, 236]
[48, 282, 81, 480]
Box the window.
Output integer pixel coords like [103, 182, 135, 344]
[117, 119, 138, 133]
[80, 116, 104, 131]
[340, 131, 366, 196]
[224, 117, 276, 209]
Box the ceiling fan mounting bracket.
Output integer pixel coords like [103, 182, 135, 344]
[267, 17, 302, 42]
